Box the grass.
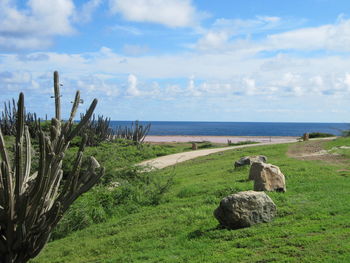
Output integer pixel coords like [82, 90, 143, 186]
[308, 132, 335, 138]
[227, 140, 259, 146]
[324, 136, 350, 158]
[31, 138, 350, 263]
[146, 141, 228, 152]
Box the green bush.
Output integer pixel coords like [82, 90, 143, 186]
[227, 140, 258, 146]
[52, 169, 174, 240]
[342, 130, 350, 137]
[197, 142, 213, 149]
[52, 186, 115, 240]
[308, 132, 335, 138]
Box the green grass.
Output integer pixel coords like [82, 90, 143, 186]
[147, 141, 228, 152]
[227, 140, 259, 146]
[324, 137, 350, 158]
[31, 139, 350, 263]
[308, 132, 335, 138]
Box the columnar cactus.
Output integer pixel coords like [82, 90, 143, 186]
[53, 71, 61, 121]
[0, 99, 40, 138]
[115, 120, 151, 144]
[0, 72, 104, 263]
[80, 113, 114, 146]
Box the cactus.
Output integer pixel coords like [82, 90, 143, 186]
[0, 99, 40, 138]
[115, 120, 151, 144]
[0, 98, 17, 136]
[53, 71, 61, 121]
[80, 113, 114, 146]
[0, 72, 104, 263]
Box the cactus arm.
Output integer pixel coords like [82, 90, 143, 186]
[0, 130, 11, 171]
[0, 72, 104, 262]
[67, 98, 97, 141]
[23, 126, 31, 186]
[53, 71, 61, 121]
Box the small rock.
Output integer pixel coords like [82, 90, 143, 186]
[192, 142, 197, 150]
[234, 155, 267, 168]
[107, 181, 121, 191]
[214, 190, 276, 229]
[303, 133, 309, 141]
[249, 162, 286, 192]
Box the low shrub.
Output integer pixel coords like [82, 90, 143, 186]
[197, 142, 213, 149]
[53, 158, 175, 240]
[308, 132, 335, 138]
[227, 140, 258, 146]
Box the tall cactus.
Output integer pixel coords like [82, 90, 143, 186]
[80, 113, 114, 146]
[115, 120, 151, 144]
[0, 98, 40, 138]
[53, 71, 61, 121]
[0, 72, 104, 263]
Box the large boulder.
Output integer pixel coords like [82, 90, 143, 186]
[214, 191, 276, 229]
[234, 155, 267, 168]
[249, 162, 286, 192]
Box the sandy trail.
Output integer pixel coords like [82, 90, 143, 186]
[145, 135, 298, 144]
[140, 138, 299, 170]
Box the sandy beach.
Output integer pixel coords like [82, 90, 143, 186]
[144, 135, 299, 144]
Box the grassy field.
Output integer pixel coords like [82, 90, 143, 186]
[31, 138, 350, 263]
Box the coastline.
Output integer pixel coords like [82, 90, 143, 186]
[144, 135, 299, 144]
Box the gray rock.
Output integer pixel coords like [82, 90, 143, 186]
[234, 155, 267, 168]
[249, 162, 286, 192]
[214, 191, 276, 229]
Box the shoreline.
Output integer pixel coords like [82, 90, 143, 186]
[144, 135, 299, 144]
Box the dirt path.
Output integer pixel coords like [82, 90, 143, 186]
[139, 139, 298, 170]
[287, 137, 345, 163]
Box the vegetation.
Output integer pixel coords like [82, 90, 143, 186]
[0, 97, 41, 138]
[31, 137, 350, 262]
[308, 132, 335, 138]
[227, 140, 259, 146]
[115, 120, 151, 144]
[51, 139, 228, 239]
[0, 72, 103, 263]
[80, 114, 114, 146]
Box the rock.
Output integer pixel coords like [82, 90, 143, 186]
[192, 142, 197, 150]
[234, 155, 267, 168]
[214, 190, 276, 229]
[303, 133, 309, 141]
[107, 181, 121, 191]
[249, 162, 286, 192]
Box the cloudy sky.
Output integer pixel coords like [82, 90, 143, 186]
[1, 0, 350, 122]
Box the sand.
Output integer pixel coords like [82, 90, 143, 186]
[140, 136, 299, 170]
[144, 135, 299, 144]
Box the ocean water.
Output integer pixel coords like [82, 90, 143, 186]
[109, 121, 349, 137]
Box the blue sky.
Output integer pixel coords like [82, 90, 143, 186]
[1, 0, 350, 122]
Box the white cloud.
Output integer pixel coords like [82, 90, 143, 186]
[243, 78, 257, 95]
[187, 76, 201, 96]
[196, 31, 230, 50]
[194, 15, 286, 51]
[109, 0, 201, 27]
[76, 75, 120, 97]
[73, 0, 102, 23]
[194, 16, 350, 53]
[123, 44, 150, 56]
[0, 0, 75, 50]
[265, 17, 350, 52]
[344, 73, 350, 87]
[110, 24, 143, 35]
[126, 74, 141, 96]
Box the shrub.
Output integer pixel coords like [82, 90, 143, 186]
[308, 132, 335, 138]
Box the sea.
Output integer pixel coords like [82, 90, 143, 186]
[109, 121, 349, 137]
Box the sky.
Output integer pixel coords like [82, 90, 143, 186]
[1, 0, 350, 122]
